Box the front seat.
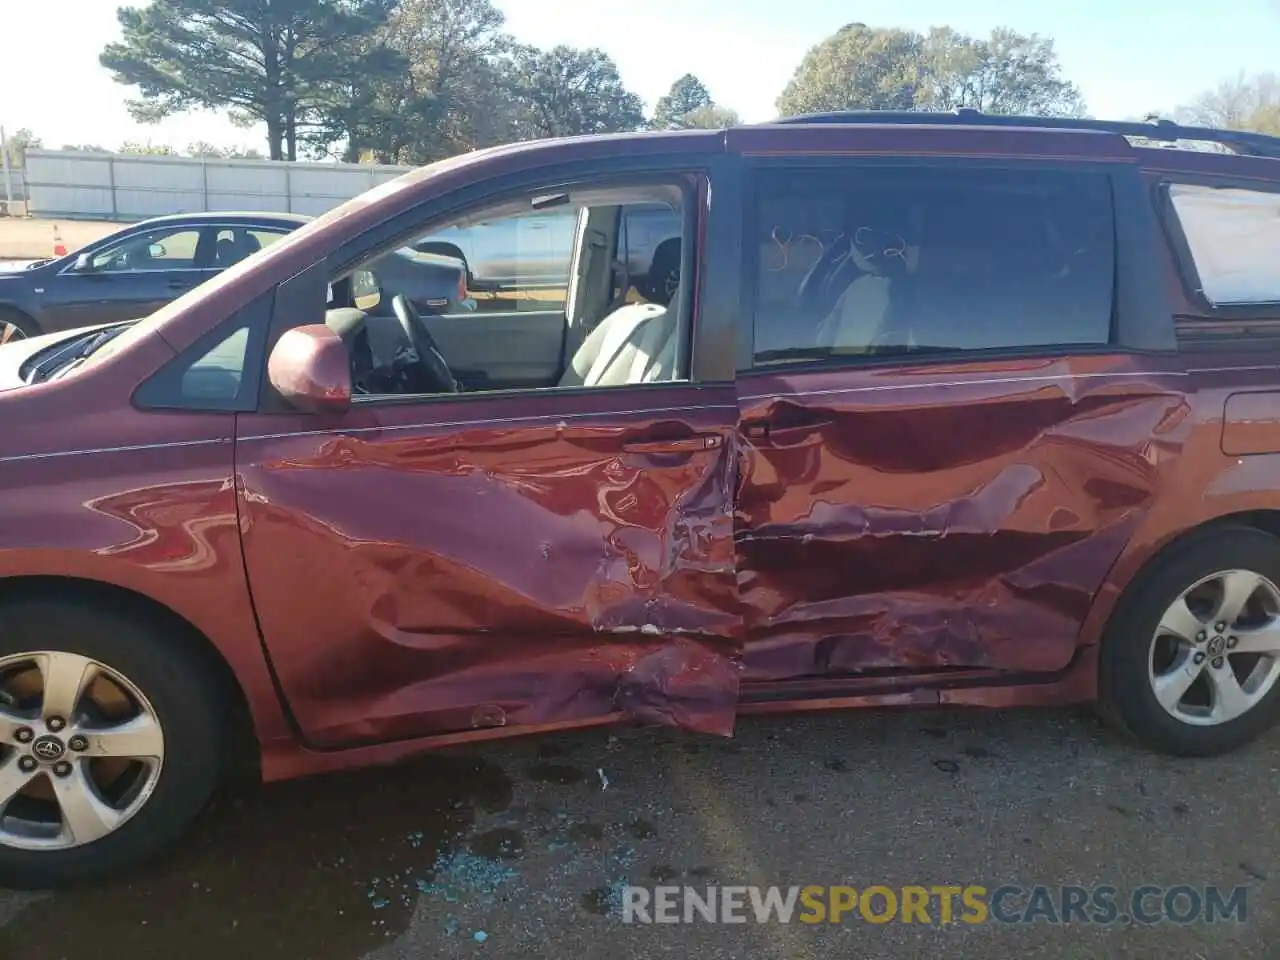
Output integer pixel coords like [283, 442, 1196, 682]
[214, 237, 238, 267]
[558, 278, 682, 388]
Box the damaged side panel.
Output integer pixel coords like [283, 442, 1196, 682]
[234, 386, 742, 747]
[736, 354, 1191, 682]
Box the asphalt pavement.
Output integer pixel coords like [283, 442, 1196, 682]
[0, 705, 1277, 960]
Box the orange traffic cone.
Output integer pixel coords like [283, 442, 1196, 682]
[53, 224, 67, 257]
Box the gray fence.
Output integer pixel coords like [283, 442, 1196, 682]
[1, 167, 27, 214]
[23, 150, 414, 221]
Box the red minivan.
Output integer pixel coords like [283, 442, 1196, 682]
[2, 111, 1280, 887]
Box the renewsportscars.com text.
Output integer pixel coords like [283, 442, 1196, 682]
[621, 884, 1249, 926]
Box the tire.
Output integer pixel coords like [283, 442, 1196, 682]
[1099, 524, 1280, 757]
[0, 596, 224, 888]
[0, 308, 39, 344]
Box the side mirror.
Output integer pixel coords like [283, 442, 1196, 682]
[267, 324, 351, 414]
[148, 242, 167, 258]
[73, 252, 93, 272]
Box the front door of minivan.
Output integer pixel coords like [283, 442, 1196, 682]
[731, 146, 1186, 687]
[235, 165, 743, 748]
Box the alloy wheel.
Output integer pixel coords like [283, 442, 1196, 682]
[1148, 569, 1280, 726]
[0, 651, 165, 850]
[0, 321, 26, 345]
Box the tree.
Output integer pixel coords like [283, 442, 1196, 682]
[187, 140, 227, 158]
[119, 141, 178, 155]
[776, 23, 1085, 118]
[918, 27, 1085, 117]
[651, 74, 713, 129]
[310, 0, 512, 163]
[100, 0, 399, 161]
[3, 128, 42, 168]
[1174, 71, 1280, 135]
[681, 104, 742, 129]
[506, 45, 645, 139]
[777, 24, 923, 116]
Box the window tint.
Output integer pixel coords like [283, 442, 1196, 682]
[749, 165, 1116, 364]
[249, 228, 289, 250]
[1168, 184, 1280, 306]
[212, 227, 289, 268]
[179, 326, 250, 402]
[92, 227, 203, 272]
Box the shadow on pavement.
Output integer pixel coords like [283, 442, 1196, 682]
[0, 752, 512, 960]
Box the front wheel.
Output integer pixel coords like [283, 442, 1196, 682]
[0, 596, 225, 888]
[1099, 525, 1280, 756]
[0, 308, 38, 344]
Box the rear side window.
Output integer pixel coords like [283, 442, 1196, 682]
[1168, 184, 1280, 306]
[748, 164, 1116, 365]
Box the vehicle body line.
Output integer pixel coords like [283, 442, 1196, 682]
[0, 436, 231, 465]
[234, 403, 741, 443]
[737, 368, 1190, 403]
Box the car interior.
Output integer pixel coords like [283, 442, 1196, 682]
[323, 183, 690, 398]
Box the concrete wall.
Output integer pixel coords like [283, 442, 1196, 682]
[23, 150, 414, 221]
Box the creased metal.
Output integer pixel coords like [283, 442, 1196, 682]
[235, 389, 742, 746]
[736, 357, 1189, 682]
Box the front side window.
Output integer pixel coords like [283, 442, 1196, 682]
[325, 186, 689, 400]
[89, 226, 204, 272]
[1168, 183, 1280, 306]
[749, 164, 1117, 365]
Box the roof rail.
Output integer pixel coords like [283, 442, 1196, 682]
[770, 108, 1280, 159]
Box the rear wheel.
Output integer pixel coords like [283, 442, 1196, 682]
[0, 308, 38, 344]
[0, 597, 224, 888]
[1099, 526, 1280, 756]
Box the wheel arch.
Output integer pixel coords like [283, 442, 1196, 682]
[0, 574, 261, 779]
[0, 304, 41, 337]
[1082, 509, 1280, 651]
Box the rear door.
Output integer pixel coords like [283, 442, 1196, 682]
[730, 131, 1186, 687]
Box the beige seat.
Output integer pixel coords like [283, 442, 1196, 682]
[558, 281, 682, 388]
[814, 272, 894, 350]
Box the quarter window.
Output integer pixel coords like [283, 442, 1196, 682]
[1168, 184, 1280, 306]
[749, 164, 1117, 365]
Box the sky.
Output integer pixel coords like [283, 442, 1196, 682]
[1, 0, 1277, 156]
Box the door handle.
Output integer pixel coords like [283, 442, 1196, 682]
[622, 434, 723, 454]
[167, 278, 193, 290]
[741, 418, 834, 445]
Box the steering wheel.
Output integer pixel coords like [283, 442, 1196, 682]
[391, 294, 458, 394]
